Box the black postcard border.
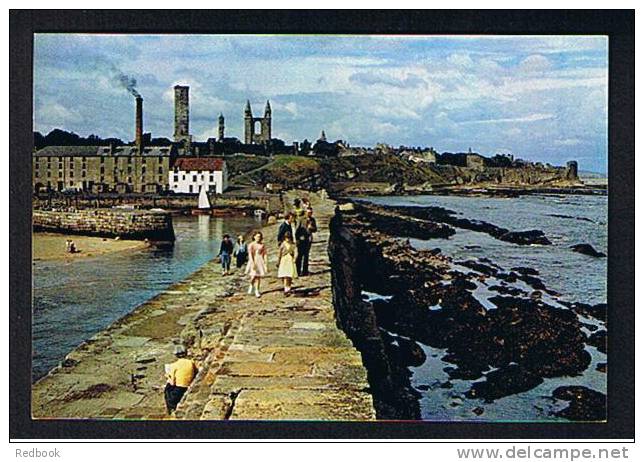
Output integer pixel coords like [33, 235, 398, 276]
[9, 9, 635, 440]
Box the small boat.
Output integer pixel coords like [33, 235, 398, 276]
[191, 185, 212, 215]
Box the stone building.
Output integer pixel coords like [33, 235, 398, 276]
[244, 100, 272, 144]
[33, 144, 175, 194]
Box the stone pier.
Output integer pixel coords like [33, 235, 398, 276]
[31, 191, 375, 420]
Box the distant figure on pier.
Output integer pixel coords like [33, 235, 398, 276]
[277, 233, 298, 295]
[164, 345, 197, 415]
[65, 239, 78, 254]
[246, 231, 268, 298]
[218, 234, 234, 276]
[292, 198, 305, 225]
[233, 235, 248, 269]
[295, 208, 317, 276]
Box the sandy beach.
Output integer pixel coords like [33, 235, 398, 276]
[32, 232, 149, 261]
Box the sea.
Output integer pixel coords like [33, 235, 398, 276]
[31, 214, 258, 382]
[359, 193, 608, 421]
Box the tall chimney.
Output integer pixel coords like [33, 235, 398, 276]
[174, 85, 190, 143]
[135, 96, 143, 152]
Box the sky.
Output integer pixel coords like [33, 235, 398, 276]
[34, 34, 608, 173]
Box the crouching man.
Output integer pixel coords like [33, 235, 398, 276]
[164, 345, 198, 415]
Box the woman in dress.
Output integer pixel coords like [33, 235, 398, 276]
[245, 231, 268, 298]
[276, 233, 298, 295]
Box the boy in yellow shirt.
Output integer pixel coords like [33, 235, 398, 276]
[164, 345, 198, 415]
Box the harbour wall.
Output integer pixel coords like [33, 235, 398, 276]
[32, 209, 175, 241]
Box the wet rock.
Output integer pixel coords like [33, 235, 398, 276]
[564, 302, 607, 323]
[440, 381, 453, 389]
[489, 285, 526, 296]
[581, 322, 599, 332]
[457, 259, 498, 276]
[587, 330, 607, 354]
[511, 267, 540, 276]
[472, 406, 485, 416]
[466, 365, 544, 402]
[499, 230, 551, 246]
[552, 386, 606, 421]
[596, 363, 607, 373]
[570, 243, 606, 258]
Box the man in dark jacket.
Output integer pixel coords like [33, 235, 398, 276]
[277, 213, 296, 244]
[295, 208, 317, 276]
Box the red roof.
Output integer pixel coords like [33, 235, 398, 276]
[173, 157, 225, 171]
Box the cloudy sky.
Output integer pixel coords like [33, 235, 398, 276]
[34, 34, 608, 172]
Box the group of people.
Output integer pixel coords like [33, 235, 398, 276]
[216, 197, 318, 298]
[164, 197, 318, 415]
[65, 239, 78, 254]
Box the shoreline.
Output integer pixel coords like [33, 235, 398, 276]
[32, 232, 150, 262]
[328, 199, 607, 421]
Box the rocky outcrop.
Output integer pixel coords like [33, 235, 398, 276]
[552, 386, 606, 421]
[33, 209, 175, 242]
[570, 243, 606, 258]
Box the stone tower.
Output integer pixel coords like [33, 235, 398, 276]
[244, 99, 272, 144]
[565, 160, 579, 181]
[218, 113, 225, 142]
[173, 85, 190, 144]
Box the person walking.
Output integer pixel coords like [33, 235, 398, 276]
[245, 231, 268, 298]
[218, 234, 234, 275]
[295, 207, 317, 276]
[277, 233, 298, 295]
[277, 212, 296, 244]
[164, 345, 197, 415]
[292, 198, 305, 225]
[233, 235, 248, 269]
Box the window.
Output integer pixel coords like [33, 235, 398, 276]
[82, 157, 86, 162]
[82, 171, 86, 178]
[70, 171, 74, 178]
[101, 157, 105, 163]
[174, 175, 179, 182]
[189, 185, 193, 193]
[158, 167, 163, 174]
[127, 167, 132, 174]
[35, 172, 39, 178]
[158, 176, 163, 182]
[58, 171, 62, 178]
[192, 175, 197, 182]
[100, 166, 105, 174]
[127, 157, 132, 164]
[47, 172, 51, 178]
[142, 166, 146, 174]
[100, 176, 104, 182]
[182, 174, 186, 180]
[209, 174, 214, 182]
[142, 157, 147, 164]
[127, 177, 132, 183]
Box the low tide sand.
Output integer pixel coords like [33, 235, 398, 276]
[32, 232, 149, 261]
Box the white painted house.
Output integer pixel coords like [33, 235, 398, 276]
[169, 157, 228, 194]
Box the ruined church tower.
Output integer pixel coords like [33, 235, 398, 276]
[244, 99, 272, 144]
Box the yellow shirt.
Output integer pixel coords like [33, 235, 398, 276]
[168, 358, 196, 388]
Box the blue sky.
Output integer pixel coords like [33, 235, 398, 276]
[34, 34, 608, 172]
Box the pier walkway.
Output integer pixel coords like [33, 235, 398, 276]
[31, 192, 375, 421]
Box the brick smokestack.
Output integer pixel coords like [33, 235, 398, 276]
[135, 95, 143, 152]
[173, 85, 190, 143]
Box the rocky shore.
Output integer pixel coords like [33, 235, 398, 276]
[328, 200, 607, 421]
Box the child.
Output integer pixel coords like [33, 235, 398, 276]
[218, 234, 234, 275]
[245, 231, 268, 298]
[233, 235, 248, 269]
[277, 233, 298, 295]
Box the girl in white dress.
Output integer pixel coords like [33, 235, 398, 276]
[277, 233, 298, 295]
[245, 231, 268, 298]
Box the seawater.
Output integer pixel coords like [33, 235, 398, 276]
[360, 194, 608, 421]
[32, 214, 259, 382]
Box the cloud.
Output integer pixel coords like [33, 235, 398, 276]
[33, 34, 608, 172]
